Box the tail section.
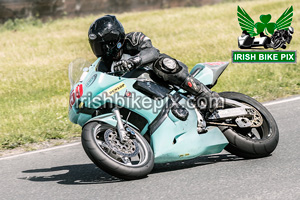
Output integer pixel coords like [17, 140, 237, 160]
[190, 62, 229, 88]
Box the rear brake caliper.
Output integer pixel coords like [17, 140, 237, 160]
[235, 117, 252, 128]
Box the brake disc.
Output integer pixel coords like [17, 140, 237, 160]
[104, 129, 139, 157]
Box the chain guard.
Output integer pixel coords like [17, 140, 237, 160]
[207, 104, 263, 128]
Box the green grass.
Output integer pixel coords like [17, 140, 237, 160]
[0, 0, 299, 149]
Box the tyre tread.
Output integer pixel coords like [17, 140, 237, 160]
[219, 92, 279, 159]
[81, 122, 154, 180]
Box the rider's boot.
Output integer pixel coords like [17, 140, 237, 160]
[181, 75, 222, 112]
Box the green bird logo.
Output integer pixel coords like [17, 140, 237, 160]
[237, 6, 293, 37]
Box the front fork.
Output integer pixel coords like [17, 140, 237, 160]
[112, 107, 128, 143]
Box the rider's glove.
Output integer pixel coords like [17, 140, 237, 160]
[113, 56, 142, 73]
[113, 59, 134, 73]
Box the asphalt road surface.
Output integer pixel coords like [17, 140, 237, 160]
[1, 96, 300, 200]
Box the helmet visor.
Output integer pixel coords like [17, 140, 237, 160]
[91, 31, 123, 58]
[90, 40, 105, 57]
[102, 30, 120, 42]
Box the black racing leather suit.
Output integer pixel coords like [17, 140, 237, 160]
[98, 32, 218, 105]
[271, 29, 293, 45]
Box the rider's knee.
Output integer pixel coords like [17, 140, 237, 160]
[153, 54, 189, 85]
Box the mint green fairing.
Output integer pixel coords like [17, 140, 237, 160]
[69, 59, 229, 164]
[69, 58, 165, 129]
[151, 98, 228, 163]
[190, 63, 214, 85]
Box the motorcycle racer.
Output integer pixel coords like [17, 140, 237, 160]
[88, 15, 221, 111]
[270, 26, 294, 49]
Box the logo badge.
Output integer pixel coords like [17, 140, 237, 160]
[85, 74, 97, 87]
[232, 6, 296, 64]
[237, 6, 294, 50]
[89, 34, 97, 40]
[117, 42, 122, 49]
[105, 83, 126, 97]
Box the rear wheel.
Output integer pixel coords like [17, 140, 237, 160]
[218, 92, 279, 158]
[82, 122, 154, 180]
[272, 39, 283, 49]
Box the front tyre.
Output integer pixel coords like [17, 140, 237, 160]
[219, 92, 279, 158]
[82, 122, 154, 180]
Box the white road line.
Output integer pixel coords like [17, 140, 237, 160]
[1, 95, 300, 160]
[0, 142, 80, 161]
[263, 96, 300, 106]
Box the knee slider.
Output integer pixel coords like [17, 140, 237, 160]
[161, 58, 178, 73]
[153, 54, 188, 85]
[154, 55, 182, 74]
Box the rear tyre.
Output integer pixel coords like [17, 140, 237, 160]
[82, 122, 154, 180]
[272, 39, 282, 49]
[218, 92, 279, 158]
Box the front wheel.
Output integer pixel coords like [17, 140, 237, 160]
[218, 92, 279, 158]
[82, 122, 154, 180]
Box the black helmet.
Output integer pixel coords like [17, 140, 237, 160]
[288, 26, 294, 35]
[88, 15, 125, 59]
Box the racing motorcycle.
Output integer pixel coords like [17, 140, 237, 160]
[68, 58, 279, 180]
[238, 31, 271, 49]
[269, 29, 293, 49]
